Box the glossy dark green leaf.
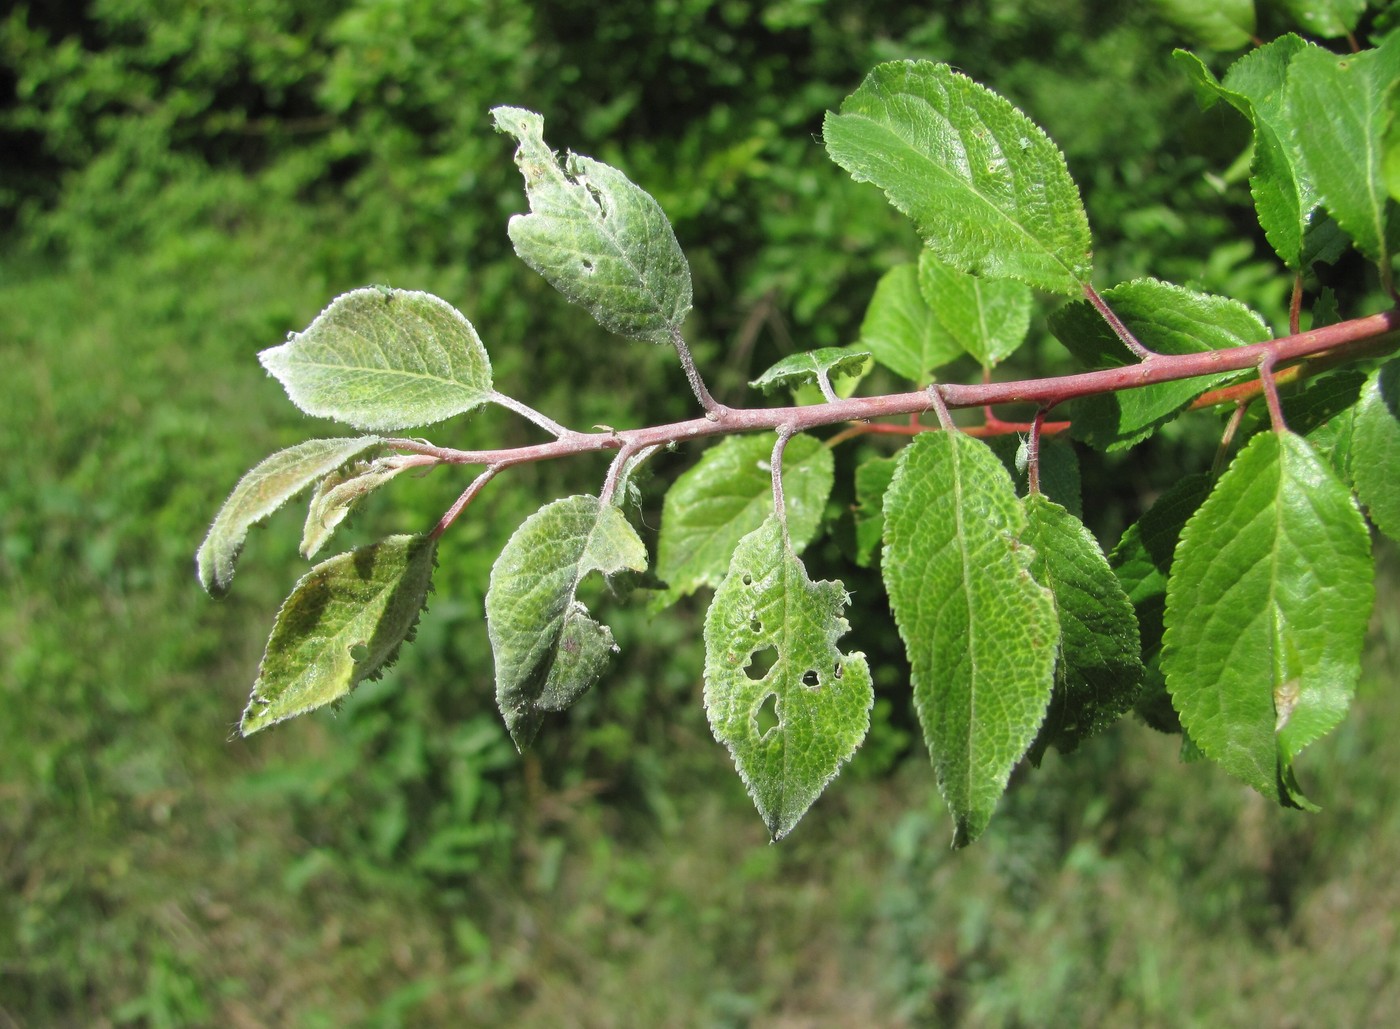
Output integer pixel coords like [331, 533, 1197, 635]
[825, 60, 1092, 295]
[1023, 495, 1143, 763]
[882, 432, 1058, 846]
[703, 517, 873, 840]
[241, 535, 437, 735]
[1162, 432, 1373, 804]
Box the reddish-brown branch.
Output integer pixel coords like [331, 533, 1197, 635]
[387, 308, 1400, 480]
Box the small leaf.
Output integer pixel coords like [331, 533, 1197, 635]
[824, 60, 1093, 295]
[853, 454, 899, 567]
[241, 534, 437, 735]
[486, 495, 648, 747]
[750, 347, 871, 396]
[1109, 474, 1213, 734]
[492, 106, 692, 344]
[301, 456, 411, 559]
[1151, 0, 1255, 50]
[1049, 278, 1269, 451]
[1276, 0, 1366, 39]
[1023, 495, 1143, 762]
[259, 289, 493, 432]
[1286, 33, 1400, 268]
[655, 434, 834, 606]
[883, 432, 1059, 846]
[703, 517, 873, 840]
[197, 436, 383, 596]
[857, 263, 961, 384]
[1352, 359, 1400, 541]
[1162, 432, 1374, 804]
[917, 251, 1033, 367]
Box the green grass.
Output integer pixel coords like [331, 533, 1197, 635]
[4, 213, 1399, 1027]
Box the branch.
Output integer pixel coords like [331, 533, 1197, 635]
[386, 309, 1400, 484]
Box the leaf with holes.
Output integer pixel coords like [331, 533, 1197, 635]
[493, 106, 691, 344]
[857, 263, 962, 384]
[1352, 359, 1400, 542]
[917, 250, 1032, 367]
[703, 517, 872, 840]
[198, 436, 383, 596]
[825, 60, 1092, 295]
[1286, 33, 1400, 268]
[655, 434, 834, 606]
[1162, 432, 1373, 806]
[1049, 278, 1269, 451]
[1022, 495, 1143, 763]
[301, 456, 412, 559]
[487, 495, 648, 747]
[241, 534, 437, 735]
[259, 289, 493, 431]
[882, 431, 1059, 846]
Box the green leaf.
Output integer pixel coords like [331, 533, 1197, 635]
[1177, 38, 1343, 270]
[241, 535, 437, 735]
[492, 106, 692, 344]
[1109, 474, 1213, 734]
[486, 495, 648, 747]
[1276, 0, 1365, 38]
[259, 288, 493, 432]
[882, 432, 1059, 846]
[197, 436, 383, 596]
[301, 456, 411, 559]
[917, 250, 1033, 367]
[655, 434, 834, 606]
[1286, 33, 1400, 268]
[703, 517, 873, 840]
[1352, 359, 1400, 542]
[1049, 278, 1269, 451]
[750, 347, 871, 396]
[1151, 0, 1255, 50]
[857, 263, 961, 384]
[853, 454, 899, 567]
[1162, 432, 1374, 804]
[1022, 495, 1143, 763]
[824, 60, 1092, 295]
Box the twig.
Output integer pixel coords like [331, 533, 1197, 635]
[489, 391, 572, 438]
[431, 468, 500, 539]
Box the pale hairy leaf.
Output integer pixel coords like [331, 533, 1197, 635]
[259, 288, 493, 431]
[301, 456, 412, 559]
[492, 106, 692, 344]
[882, 432, 1058, 847]
[750, 347, 871, 396]
[1163, 432, 1373, 805]
[241, 534, 437, 735]
[486, 495, 648, 747]
[857, 263, 961, 384]
[917, 250, 1032, 367]
[197, 436, 382, 596]
[824, 60, 1092, 295]
[655, 433, 834, 606]
[703, 517, 873, 840]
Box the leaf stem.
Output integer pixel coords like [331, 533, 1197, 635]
[672, 327, 727, 418]
[1212, 401, 1248, 480]
[489, 391, 572, 438]
[430, 467, 500, 539]
[1026, 409, 1046, 496]
[926, 384, 955, 431]
[1084, 283, 1156, 361]
[1259, 356, 1287, 432]
[770, 429, 795, 544]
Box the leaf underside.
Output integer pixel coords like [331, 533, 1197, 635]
[242, 534, 438, 735]
[301, 456, 410, 559]
[704, 517, 873, 840]
[486, 495, 648, 748]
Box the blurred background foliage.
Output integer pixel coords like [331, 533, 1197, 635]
[2, 0, 1398, 1024]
